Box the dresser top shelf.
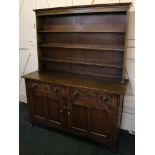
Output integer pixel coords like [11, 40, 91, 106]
[34, 3, 131, 16]
[22, 70, 128, 94]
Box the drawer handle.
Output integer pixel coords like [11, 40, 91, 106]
[73, 90, 80, 97]
[32, 83, 39, 88]
[63, 106, 68, 110]
[102, 95, 111, 102]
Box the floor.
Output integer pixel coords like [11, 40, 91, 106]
[19, 102, 135, 155]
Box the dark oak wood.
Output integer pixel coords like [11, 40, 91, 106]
[39, 43, 124, 51]
[34, 3, 131, 16]
[22, 3, 131, 151]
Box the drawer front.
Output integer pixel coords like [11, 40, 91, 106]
[69, 88, 114, 106]
[69, 88, 97, 101]
[97, 93, 114, 106]
[27, 80, 64, 98]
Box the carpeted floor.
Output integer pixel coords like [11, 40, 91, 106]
[19, 102, 135, 155]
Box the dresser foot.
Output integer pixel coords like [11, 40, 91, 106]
[29, 123, 33, 127]
[112, 149, 117, 153]
[108, 144, 117, 153]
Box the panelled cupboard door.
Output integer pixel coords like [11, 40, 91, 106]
[68, 98, 114, 141]
[26, 80, 66, 128]
[89, 105, 114, 140]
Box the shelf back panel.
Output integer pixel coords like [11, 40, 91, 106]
[41, 48, 123, 66]
[37, 13, 126, 32]
[42, 61, 122, 79]
[39, 32, 125, 47]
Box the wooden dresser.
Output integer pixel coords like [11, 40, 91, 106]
[22, 3, 131, 151]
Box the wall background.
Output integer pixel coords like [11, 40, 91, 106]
[19, 0, 135, 132]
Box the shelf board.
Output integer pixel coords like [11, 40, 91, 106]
[37, 30, 125, 33]
[40, 58, 123, 69]
[39, 43, 124, 51]
[37, 25, 125, 33]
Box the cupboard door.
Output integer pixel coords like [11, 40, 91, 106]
[46, 97, 67, 128]
[69, 99, 114, 140]
[89, 104, 114, 140]
[26, 80, 68, 128]
[69, 88, 114, 141]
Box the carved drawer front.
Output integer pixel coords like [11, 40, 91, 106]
[27, 80, 64, 98]
[50, 84, 64, 98]
[69, 88, 98, 101]
[98, 93, 114, 106]
[69, 88, 114, 106]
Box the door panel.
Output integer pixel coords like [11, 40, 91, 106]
[46, 97, 63, 127]
[33, 95, 46, 119]
[89, 108, 112, 137]
[68, 99, 89, 135]
[47, 98, 60, 122]
[71, 104, 88, 132]
[69, 95, 114, 140]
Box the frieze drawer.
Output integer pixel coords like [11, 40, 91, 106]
[69, 88, 98, 101]
[69, 88, 114, 105]
[27, 80, 64, 98]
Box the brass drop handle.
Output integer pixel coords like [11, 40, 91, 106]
[32, 83, 39, 88]
[73, 90, 80, 97]
[63, 106, 68, 110]
[102, 95, 109, 101]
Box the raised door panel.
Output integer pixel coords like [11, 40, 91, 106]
[69, 102, 88, 133]
[89, 107, 113, 140]
[32, 94, 47, 124]
[46, 97, 65, 128]
[47, 98, 60, 122]
[88, 96, 115, 141]
[27, 80, 48, 123]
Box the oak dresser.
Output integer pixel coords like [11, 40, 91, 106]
[22, 3, 131, 151]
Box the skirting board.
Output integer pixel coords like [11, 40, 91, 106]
[19, 92, 27, 103]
